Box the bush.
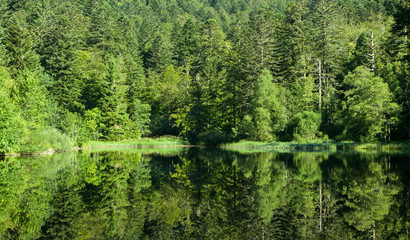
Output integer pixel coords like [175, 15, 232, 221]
[293, 111, 322, 142]
[235, 115, 255, 140]
[198, 129, 232, 145]
[21, 128, 73, 154]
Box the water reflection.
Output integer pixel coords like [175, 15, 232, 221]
[0, 149, 409, 239]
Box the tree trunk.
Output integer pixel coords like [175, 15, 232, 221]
[370, 30, 375, 72]
[319, 180, 323, 232]
[318, 60, 322, 111]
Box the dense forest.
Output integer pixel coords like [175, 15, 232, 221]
[0, 0, 409, 152]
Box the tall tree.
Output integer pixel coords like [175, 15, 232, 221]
[309, 0, 344, 121]
[37, 4, 86, 112]
[251, 69, 287, 141]
[3, 15, 40, 76]
[342, 66, 400, 141]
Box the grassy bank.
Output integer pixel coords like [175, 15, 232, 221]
[222, 140, 410, 151]
[1, 137, 189, 157]
[84, 137, 190, 150]
[221, 141, 337, 151]
[337, 141, 410, 150]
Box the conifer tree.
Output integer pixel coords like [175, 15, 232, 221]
[3, 15, 40, 76]
[37, 8, 85, 112]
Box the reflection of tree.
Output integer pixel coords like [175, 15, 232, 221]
[292, 152, 325, 238]
[40, 169, 85, 239]
[1, 150, 408, 239]
[343, 160, 401, 239]
[0, 158, 22, 239]
[38, 151, 151, 239]
[145, 155, 193, 239]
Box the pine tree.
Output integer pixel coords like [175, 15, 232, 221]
[98, 57, 136, 140]
[87, 1, 120, 56]
[37, 8, 85, 112]
[235, 9, 280, 117]
[172, 18, 198, 69]
[276, 0, 311, 85]
[3, 15, 40, 76]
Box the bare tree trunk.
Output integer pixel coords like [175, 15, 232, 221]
[318, 60, 322, 111]
[319, 180, 323, 232]
[372, 222, 376, 240]
[370, 30, 375, 72]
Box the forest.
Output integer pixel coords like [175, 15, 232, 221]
[0, 0, 409, 153]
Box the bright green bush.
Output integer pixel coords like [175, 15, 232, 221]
[21, 128, 73, 154]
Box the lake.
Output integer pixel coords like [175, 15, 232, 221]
[0, 148, 409, 239]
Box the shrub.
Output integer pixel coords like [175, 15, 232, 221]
[235, 115, 255, 140]
[293, 111, 322, 142]
[198, 129, 232, 145]
[21, 128, 73, 154]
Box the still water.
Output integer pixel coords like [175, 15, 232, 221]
[0, 148, 409, 239]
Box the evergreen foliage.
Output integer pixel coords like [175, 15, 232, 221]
[0, 0, 409, 152]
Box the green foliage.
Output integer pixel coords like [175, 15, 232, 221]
[251, 69, 287, 141]
[291, 76, 317, 112]
[3, 15, 40, 75]
[0, 0, 409, 151]
[198, 129, 232, 145]
[0, 67, 22, 153]
[235, 115, 255, 140]
[60, 110, 88, 146]
[21, 127, 73, 153]
[84, 108, 104, 141]
[293, 111, 322, 142]
[130, 98, 151, 136]
[342, 66, 400, 141]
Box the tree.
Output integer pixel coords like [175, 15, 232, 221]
[388, 0, 410, 139]
[172, 18, 198, 69]
[342, 66, 400, 141]
[251, 69, 287, 141]
[98, 56, 135, 140]
[3, 15, 40, 76]
[276, 0, 311, 85]
[130, 98, 151, 137]
[309, 0, 344, 121]
[0, 66, 22, 153]
[234, 9, 280, 117]
[36, 3, 86, 112]
[87, 1, 120, 55]
[84, 107, 103, 141]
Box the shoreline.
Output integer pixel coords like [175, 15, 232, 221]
[221, 141, 410, 151]
[2, 139, 410, 157]
[1, 137, 191, 157]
